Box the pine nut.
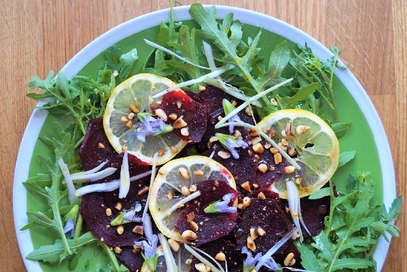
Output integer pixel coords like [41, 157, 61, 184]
[296, 125, 310, 136]
[215, 252, 226, 261]
[132, 225, 144, 235]
[178, 167, 189, 179]
[173, 117, 187, 129]
[181, 230, 198, 241]
[116, 225, 124, 235]
[241, 181, 251, 192]
[252, 142, 264, 154]
[257, 163, 268, 173]
[284, 165, 296, 174]
[168, 238, 180, 252]
[284, 252, 296, 266]
[105, 208, 112, 216]
[247, 236, 256, 251]
[243, 197, 251, 207]
[155, 108, 168, 121]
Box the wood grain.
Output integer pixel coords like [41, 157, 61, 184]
[1, 0, 405, 271]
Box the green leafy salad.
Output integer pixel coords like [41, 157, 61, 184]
[22, 3, 401, 272]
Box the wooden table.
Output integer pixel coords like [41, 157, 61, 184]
[2, 0, 405, 271]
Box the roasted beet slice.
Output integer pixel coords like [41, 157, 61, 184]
[79, 118, 153, 248]
[80, 176, 150, 248]
[102, 152, 150, 207]
[152, 90, 208, 143]
[194, 85, 256, 153]
[191, 239, 242, 272]
[251, 187, 280, 201]
[234, 198, 293, 257]
[114, 246, 145, 272]
[79, 117, 118, 170]
[175, 179, 238, 246]
[254, 143, 288, 189]
[80, 159, 151, 248]
[273, 240, 303, 270]
[281, 194, 330, 238]
[79, 117, 149, 172]
[202, 140, 286, 197]
[299, 195, 330, 237]
[202, 143, 258, 192]
[195, 85, 233, 113]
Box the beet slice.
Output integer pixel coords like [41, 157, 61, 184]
[234, 197, 293, 257]
[175, 179, 238, 246]
[79, 117, 118, 171]
[193, 85, 256, 153]
[191, 239, 242, 272]
[281, 194, 330, 238]
[273, 240, 303, 270]
[152, 90, 208, 143]
[299, 195, 330, 237]
[189, 84, 287, 196]
[202, 143, 258, 191]
[251, 187, 281, 201]
[253, 142, 288, 189]
[80, 176, 151, 248]
[114, 246, 145, 272]
[202, 139, 286, 198]
[79, 117, 150, 171]
[79, 118, 152, 248]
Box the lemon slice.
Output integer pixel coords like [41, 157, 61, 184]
[256, 109, 339, 198]
[149, 155, 236, 243]
[103, 73, 188, 165]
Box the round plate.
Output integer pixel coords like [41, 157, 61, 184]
[13, 5, 396, 272]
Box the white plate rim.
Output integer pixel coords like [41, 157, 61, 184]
[13, 4, 396, 272]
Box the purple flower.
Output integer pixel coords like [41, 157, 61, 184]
[227, 114, 241, 134]
[111, 202, 143, 226]
[225, 138, 248, 159]
[260, 257, 279, 271]
[135, 234, 158, 259]
[136, 115, 167, 142]
[204, 193, 237, 213]
[123, 201, 143, 222]
[242, 246, 262, 268]
[63, 218, 75, 238]
[216, 193, 237, 213]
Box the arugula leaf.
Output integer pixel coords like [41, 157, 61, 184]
[277, 82, 319, 109]
[338, 150, 356, 168]
[26, 232, 97, 263]
[309, 187, 331, 200]
[25, 172, 52, 187]
[27, 68, 115, 135]
[189, 5, 270, 104]
[289, 44, 344, 122]
[297, 172, 402, 271]
[266, 40, 292, 79]
[23, 122, 82, 258]
[186, 4, 345, 122]
[104, 45, 139, 84]
[170, 26, 202, 79]
[332, 121, 351, 138]
[25, 46, 138, 268]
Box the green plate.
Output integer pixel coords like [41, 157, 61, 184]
[14, 5, 395, 272]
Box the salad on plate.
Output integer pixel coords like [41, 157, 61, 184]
[19, 3, 401, 272]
